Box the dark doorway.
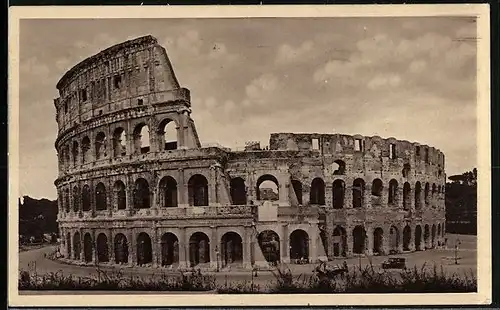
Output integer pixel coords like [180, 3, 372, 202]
[136, 232, 153, 265]
[96, 233, 109, 262]
[114, 233, 129, 264]
[161, 233, 179, 266]
[289, 229, 309, 262]
[258, 230, 280, 265]
[189, 232, 210, 266]
[221, 232, 243, 267]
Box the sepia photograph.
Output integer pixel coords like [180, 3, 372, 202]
[8, 4, 491, 307]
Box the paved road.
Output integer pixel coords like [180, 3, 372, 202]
[18, 234, 476, 293]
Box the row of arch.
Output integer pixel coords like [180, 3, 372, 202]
[59, 119, 179, 169]
[60, 174, 209, 212]
[60, 173, 445, 213]
[323, 223, 445, 257]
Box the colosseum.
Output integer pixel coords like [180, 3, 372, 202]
[55, 35, 446, 270]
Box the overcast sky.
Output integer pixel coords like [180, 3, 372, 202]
[18, 17, 477, 200]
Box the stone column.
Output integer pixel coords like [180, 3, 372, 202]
[363, 184, 371, 209]
[309, 229, 318, 263]
[209, 166, 217, 206]
[397, 225, 404, 253]
[242, 227, 252, 269]
[153, 225, 160, 267]
[107, 179, 113, 217]
[365, 226, 373, 256]
[127, 230, 134, 266]
[278, 173, 290, 206]
[344, 183, 353, 209]
[178, 112, 186, 148]
[79, 228, 85, 262]
[108, 228, 114, 264]
[281, 224, 290, 263]
[178, 228, 188, 269]
[177, 168, 188, 208]
[246, 172, 256, 204]
[126, 174, 134, 213]
[324, 183, 332, 207]
[410, 224, 416, 251]
[346, 225, 353, 257]
[210, 227, 219, 269]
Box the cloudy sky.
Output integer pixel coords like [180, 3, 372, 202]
[18, 17, 477, 200]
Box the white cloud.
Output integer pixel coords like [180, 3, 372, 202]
[275, 41, 314, 64]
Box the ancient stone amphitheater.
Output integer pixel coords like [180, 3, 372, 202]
[55, 35, 446, 270]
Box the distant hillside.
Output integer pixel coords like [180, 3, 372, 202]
[19, 196, 58, 241]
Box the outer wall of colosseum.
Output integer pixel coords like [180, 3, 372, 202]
[54, 35, 446, 270]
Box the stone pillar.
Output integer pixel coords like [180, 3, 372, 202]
[79, 228, 85, 262]
[242, 227, 252, 269]
[108, 228, 114, 264]
[346, 226, 353, 257]
[127, 230, 134, 266]
[126, 174, 134, 212]
[365, 226, 373, 256]
[210, 227, 219, 269]
[246, 172, 256, 204]
[178, 228, 188, 269]
[397, 225, 404, 253]
[107, 179, 113, 217]
[410, 224, 417, 251]
[324, 183, 332, 207]
[279, 174, 290, 206]
[344, 183, 353, 209]
[397, 187, 404, 210]
[309, 228, 318, 263]
[281, 224, 290, 263]
[153, 226, 159, 267]
[178, 168, 188, 208]
[209, 166, 217, 206]
[364, 184, 371, 209]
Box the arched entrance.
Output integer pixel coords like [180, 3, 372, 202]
[353, 226, 366, 254]
[73, 232, 81, 260]
[332, 226, 347, 257]
[96, 233, 109, 263]
[258, 230, 280, 265]
[257, 175, 279, 201]
[289, 229, 309, 263]
[403, 225, 411, 251]
[389, 226, 399, 253]
[230, 177, 247, 205]
[189, 232, 210, 267]
[352, 179, 365, 208]
[403, 182, 411, 210]
[373, 227, 384, 255]
[136, 232, 153, 265]
[188, 175, 209, 206]
[332, 180, 345, 209]
[161, 233, 179, 266]
[415, 225, 422, 251]
[95, 182, 107, 211]
[415, 182, 422, 209]
[310, 178, 325, 205]
[159, 176, 178, 208]
[134, 178, 150, 209]
[114, 181, 126, 210]
[83, 233, 93, 262]
[221, 232, 243, 267]
[114, 233, 129, 264]
[424, 224, 430, 249]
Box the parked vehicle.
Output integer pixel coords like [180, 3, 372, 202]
[382, 257, 406, 269]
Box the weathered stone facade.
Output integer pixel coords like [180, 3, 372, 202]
[54, 35, 446, 270]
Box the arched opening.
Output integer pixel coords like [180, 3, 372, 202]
[258, 230, 280, 265]
[289, 229, 309, 263]
[373, 227, 384, 255]
[403, 182, 411, 210]
[333, 160, 346, 175]
[159, 119, 178, 151]
[113, 127, 127, 157]
[134, 178, 150, 209]
[388, 179, 398, 205]
[114, 233, 129, 264]
[415, 225, 422, 251]
[431, 224, 436, 248]
[332, 179, 345, 209]
[114, 181, 126, 210]
[230, 177, 247, 205]
[424, 224, 430, 249]
[332, 226, 347, 257]
[188, 174, 209, 206]
[389, 226, 399, 253]
[72, 186, 79, 212]
[291, 179, 303, 205]
[81, 136, 91, 164]
[73, 232, 81, 260]
[161, 233, 179, 266]
[96, 233, 109, 263]
[415, 182, 422, 209]
[310, 178, 325, 205]
[64, 188, 70, 213]
[402, 163, 411, 178]
[136, 232, 153, 265]
[95, 182, 107, 211]
[424, 183, 430, 205]
[72, 141, 79, 166]
[189, 232, 210, 267]
[257, 175, 279, 201]
[95, 132, 107, 160]
[83, 233, 93, 263]
[403, 225, 411, 251]
[159, 176, 178, 208]
[352, 178, 365, 208]
[221, 232, 243, 267]
[66, 232, 71, 259]
[133, 123, 150, 154]
[82, 185, 91, 212]
[352, 225, 366, 254]
[371, 179, 383, 206]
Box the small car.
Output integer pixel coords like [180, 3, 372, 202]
[382, 257, 406, 269]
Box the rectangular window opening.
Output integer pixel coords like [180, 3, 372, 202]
[416, 146, 420, 156]
[389, 144, 397, 159]
[114, 75, 122, 89]
[312, 138, 319, 150]
[354, 139, 363, 152]
[137, 98, 144, 105]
